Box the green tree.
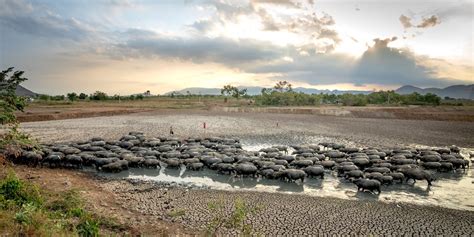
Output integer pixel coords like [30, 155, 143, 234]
[423, 93, 441, 106]
[90, 91, 108, 101]
[0, 67, 38, 151]
[38, 94, 50, 101]
[78, 93, 88, 100]
[221, 85, 236, 97]
[221, 85, 247, 99]
[67, 92, 77, 101]
[0, 67, 28, 124]
[51, 95, 65, 101]
[274, 81, 293, 92]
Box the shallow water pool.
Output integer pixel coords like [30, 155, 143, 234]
[100, 135, 474, 211]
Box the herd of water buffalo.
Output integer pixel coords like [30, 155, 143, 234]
[14, 132, 470, 194]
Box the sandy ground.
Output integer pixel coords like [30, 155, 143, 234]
[20, 110, 474, 148]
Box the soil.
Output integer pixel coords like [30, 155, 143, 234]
[19, 109, 474, 148]
[16, 106, 149, 122]
[4, 108, 474, 235]
[6, 164, 474, 236]
[5, 164, 195, 236]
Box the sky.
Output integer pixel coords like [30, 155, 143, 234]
[0, 0, 473, 95]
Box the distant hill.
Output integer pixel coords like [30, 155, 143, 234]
[395, 85, 474, 99]
[15, 85, 37, 97]
[165, 87, 372, 96]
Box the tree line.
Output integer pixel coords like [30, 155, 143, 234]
[37, 91, 144, 101]
[33, 80, 443, 106]
[254, 81, 441, 106]
[221, 81, 442, 106]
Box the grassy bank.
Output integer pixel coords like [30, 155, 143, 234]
[0, 164, 124, 236]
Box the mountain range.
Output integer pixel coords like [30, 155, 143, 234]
[14, 84, 474, 100]
[15, 85, 37, 97]
[166, 86, 372, 96]
[395, 85, 473, 99]
[166, 84, 474, 99]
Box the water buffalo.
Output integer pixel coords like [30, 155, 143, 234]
[320, 160, 336, 169]
[364, 167, 390, 174]
[344, 170, 364, 180]
[353, 179, 381, 194]
[421, 162, 442, 170]
[365, 172, 384, 183]
[282, 169, 306, 182]
[387, 172, 404, 183]
[143, 159, 160, 168]
[64, 154, 83, 169]
[401, 168, 434, 186]
[303, 166, 325, 179]
[214, 163, 235, 174]
[186, 162, 204, 171]
[291, 159, 313, 168]
[235, 163, 258, 177]
[102, 160, 129, 173]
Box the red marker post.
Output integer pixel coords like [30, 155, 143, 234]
[203, 122, 206, 129]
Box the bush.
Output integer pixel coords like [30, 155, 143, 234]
[14, 202, 37, 225]
[50, 95, 65, 101]
[77, 217, 100, 237]
[0, 170, 121, 236]
[67, 92, 78, 101]
[78, 93, 88, 100]
[90, 91, 108, 101]
[0, 171, 42, 208]
[38, 94, 50, 101]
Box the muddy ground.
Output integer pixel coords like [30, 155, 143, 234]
[7, 166, 474, 236]
[9, 109, 474, 235]
[21, 109, 474, 147]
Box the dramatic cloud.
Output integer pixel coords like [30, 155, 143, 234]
[116, 34, 283, 66]
[197, 0, 340, 53]
[1, 0, 472, 94]
[399, 15, 412, 29]
[398, 14, 440, 29]
[251, 0, 299, 8]
[0, 0, 95, 41]
[109, 28, 469, 88]
[416, 15, 440, 28]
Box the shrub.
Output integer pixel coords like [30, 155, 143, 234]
[77, 216, 100, 237]
[14, 202, 37, 225]
[90, 91, 108, 101]
[78, 93, 88, 100]
[67, 92, 78, 101]
[0, 171, 42, 208]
